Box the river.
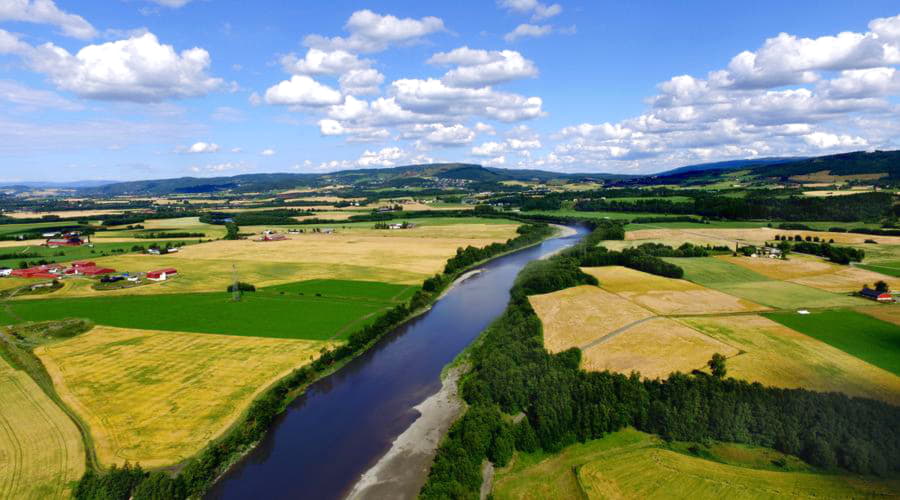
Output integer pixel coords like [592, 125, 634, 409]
[207, 225, 586, 499]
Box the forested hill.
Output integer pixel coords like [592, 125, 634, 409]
[751, 150, 900, 179]
[78, 163, 636, 196]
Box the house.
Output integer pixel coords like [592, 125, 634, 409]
[859, 287, 895, 302]
[147, 268, 178, 281]
[45, 236, 83, 247]
[147, 248, 161, 255]
[320, 228, 335, 234]
[0, 268, 11, 277]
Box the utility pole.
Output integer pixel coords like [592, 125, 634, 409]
[232, 264, 241, 302]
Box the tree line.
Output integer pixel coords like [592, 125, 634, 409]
[420, 222, 900, 499]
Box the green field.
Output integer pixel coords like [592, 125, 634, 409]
[492, 428, 899, 500]
[0, 221, 88, 238]
[666, 257, 865, 309]
[765, 309, 900, 376]
[858, 261, 900, 278]
[625, 220, 769, 230]
[0, 279, 414, 340]
[525, 209, 688, 221]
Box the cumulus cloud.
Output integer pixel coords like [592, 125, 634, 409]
[422, 123, 476, 145]
[0, 0, 96, 39]
[181, 141, 220, 154]
[0, 80, 82, 111]
[339, 68, 384, 95]
[1, 30, 223, 102]
[498, 0, 562, 20]
[430, 47, 538, 87]
[190, 162, 245, 174]
[802, 131, 867, 149]
[357, 146, 406, 167]
[148, 0, 193, 7]
[304, 9, 444, 53]
[264, 75, 342, 107]
[504, 23, 553, 42]
[280, 48, 370, 75]
[260, 148, 276, 156]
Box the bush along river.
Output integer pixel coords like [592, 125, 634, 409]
[207, 225, 587, 500]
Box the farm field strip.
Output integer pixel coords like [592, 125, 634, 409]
[528, 285, 655, 353]
[0, 281, 404, 340]
[681, 314, 900, 405]
[764, 310, 900, 376]
[35, 326, 334, 467]
[856, 304, 900, 326]
[0, 356, 85, 500]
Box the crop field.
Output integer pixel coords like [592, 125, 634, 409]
[0, 279, 406, 340]
[583, 266, 768, 315]
[857, 304, 900, 326]
[581, 317, 738, 379]
[858, 259, 900, 278]
[492, 428, 898, 500]
[0, 241, 184, 270]
[98, 217, 227, 240]
[718, 254, 898, 292]
[0, 356, 85, 499]
[666, 257, 866, 309]
[35, 326, 333, 467]
[764, 310, 900, 376]
[789, 266, 899, 292]
[528, 285, 655, 353]
[626, 226, 900, 246]
[681, 315, 900, 404]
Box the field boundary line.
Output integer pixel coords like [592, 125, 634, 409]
[580, 316, 659, 351]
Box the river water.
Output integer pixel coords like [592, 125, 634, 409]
[207, 226, 586, 499]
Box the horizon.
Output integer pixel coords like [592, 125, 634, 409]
[0, 1, 898, 182]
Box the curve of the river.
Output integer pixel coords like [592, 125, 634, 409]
[207, 225, 587, 500]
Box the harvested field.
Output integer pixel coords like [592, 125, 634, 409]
[528, 285, 654, 353]
[789, 266, 899, 292]
[0, 356, 85, 499]
[35, 326, 333, 467]
[581, 317, 738, 379]
[789, 170, 887, 183]
[722, 255, 836, 280]
[583, 266, 767, 315]
[682, 315, 900, 405]
[3, 209, 129, 219]
[857, 304, 900, 326]
[716, 281, 865, 309]
[803, 190, 874, 197]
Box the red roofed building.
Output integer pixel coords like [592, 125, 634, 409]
[79, 266, 115, 276]
[147, 268, 177, 280]
[71, 261, 95, 267]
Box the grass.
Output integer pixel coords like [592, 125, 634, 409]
[0, 241, 195, 269]
[664, 257, 770, 285]
[0, 355, 85, 499]
[0, 279, 411, 340]
[857, 304, 900, 326]
[764, 309, 900, 376]
[493, 428, 899, 500]
[858, 261, 900, 278]
[528, 285, 654, 353]
[35, 326, 333, 467]
[682, 314, 900, 405]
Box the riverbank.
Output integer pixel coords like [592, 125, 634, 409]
[346, 364, 466, 500]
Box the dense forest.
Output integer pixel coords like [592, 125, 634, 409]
[419, 222, 900, 499]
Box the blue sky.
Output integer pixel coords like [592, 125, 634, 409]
[1, 0, 898, 181]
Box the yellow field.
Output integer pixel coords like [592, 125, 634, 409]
[0, 356, 85, 499]
[581, 317, 738, 379]
[856, 305, 900, 326]
[294, 212, 353, 221]
[0, 239, 45, 248]
[789, 170, 887, 183]
[721, 255, 899, 292]
[3, 209, 132, 219]
[529, 285, 655, 353]
[0, 277, 35, 292]
[583, 266, 768, 315]
[97, 216, 228, 240]
[789, 266, 900, 292]
[803, 189, 874, 197]
[35, 326, 334, 467]
[681, 315, 900, 405]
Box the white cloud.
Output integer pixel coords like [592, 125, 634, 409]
[474, 122, 496, 135]
[190, 162, 245, 174]
[498, 0, 562, 20]
[423, 123, 475, 145]
[264, 75, 342, 107]
[230, 147, 242, 153]
[182, 141, 220, 154]
[280, 48, 369, 75]
[339, 68, 384, 95]
[211, 106, 244, 122]
[0, 80, 82, 110]
[304, 9, 444, 53]
[260, 148, 276, 156]
[802, 131, 867, 149]
[472, 141, 508, 156]
[504, 23, 553, 42]
[357, 146, 406, 167]
[1, 30, 223, 102]
[438, 49, 538, 87]
[482, 155, 507, 166]
[0, 0, 96, 39]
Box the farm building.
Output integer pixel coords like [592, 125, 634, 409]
[45, 236, 83, 247]
[257, 230, 288, 242]
[859, 287, 895, 302]
[0, 267, 11, 277]
[79, 266, 116, 276]
[12, 264, 65, 278]
[147, 268, 178, 281]
[71, 261, 95, 268]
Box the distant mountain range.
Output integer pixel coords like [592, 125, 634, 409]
[6, 150, 898, 196]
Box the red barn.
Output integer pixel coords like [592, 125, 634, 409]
[71, 261, 95, 267]
[79, 267, 115, 276]
[147, 268, 177, 280]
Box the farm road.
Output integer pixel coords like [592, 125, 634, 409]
[580, 316, 659, 351]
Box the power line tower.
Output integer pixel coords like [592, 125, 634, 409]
[232, 264, 241, 302]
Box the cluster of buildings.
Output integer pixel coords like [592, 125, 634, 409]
[1, 260, 178, 283]
[44, 231, 85, 247]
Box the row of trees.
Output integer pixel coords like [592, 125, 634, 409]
[72, 220, 559, 500]
[420, 222, 900, 498]
[579, 246, 685, 278]
[785, 240, 866, 264]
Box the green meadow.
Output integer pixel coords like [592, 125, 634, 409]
[0, 241, 197, 269]
[765, 309, 900, 376]
[0, 279, 413, 340]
